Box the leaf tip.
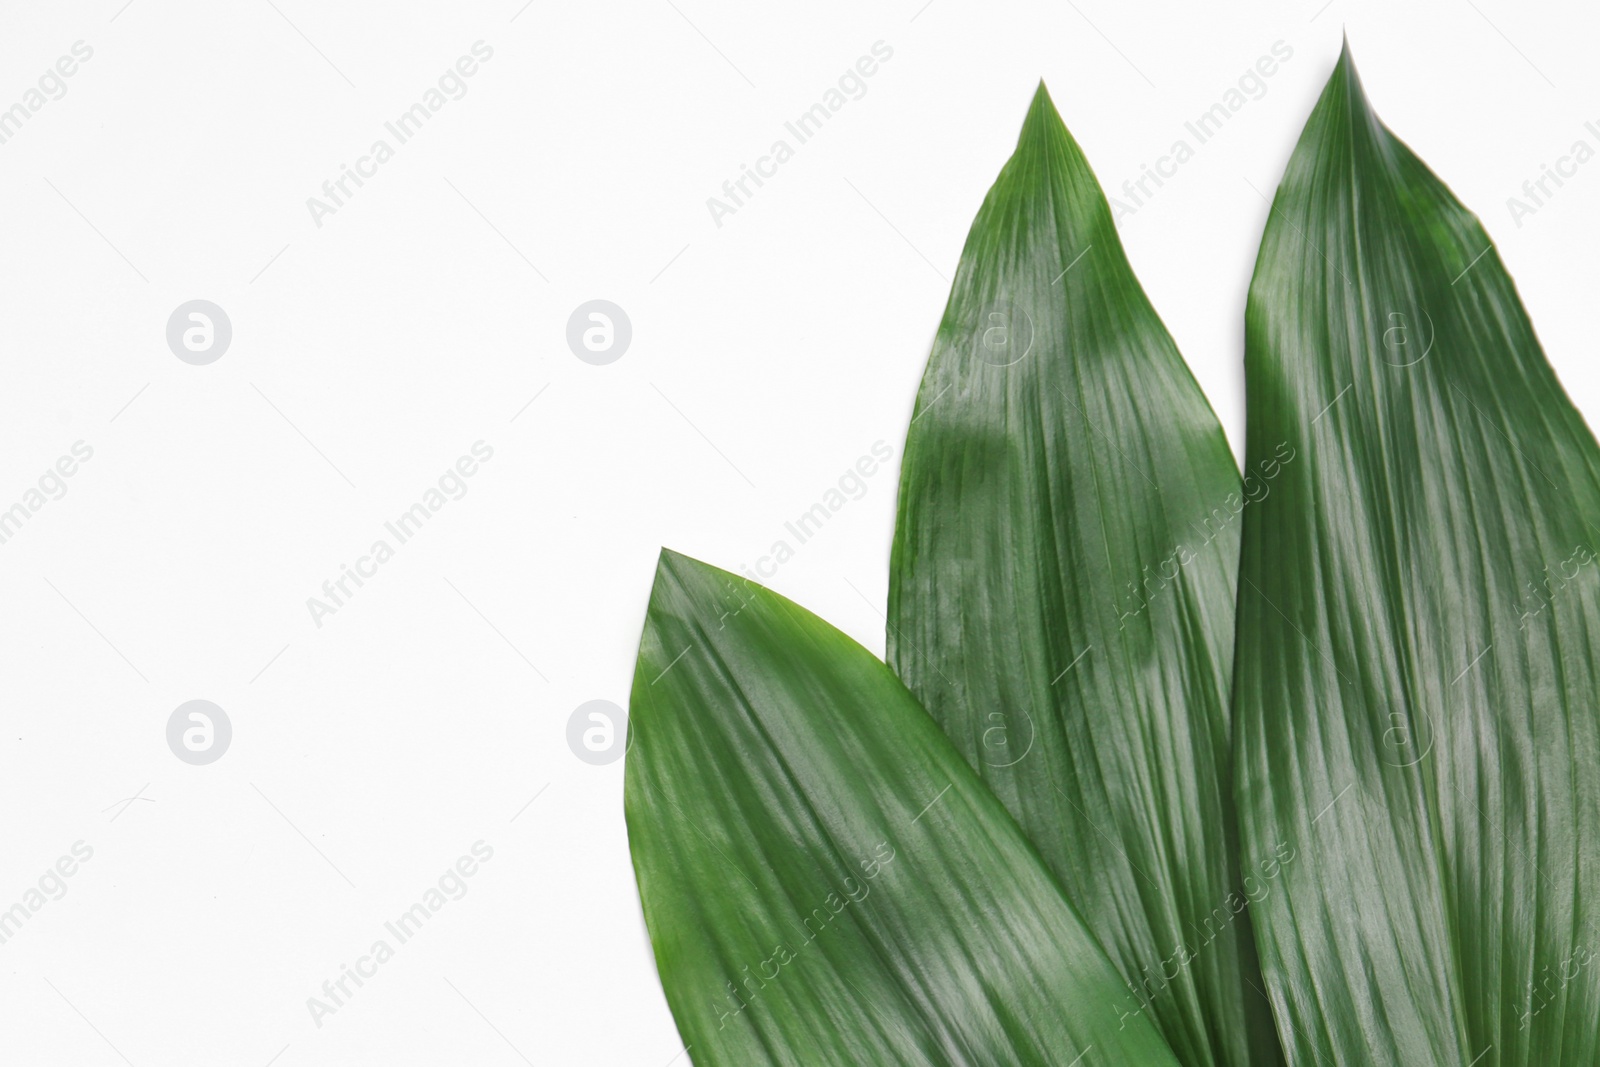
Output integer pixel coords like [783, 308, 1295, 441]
[1327, 32, 1371, 111]
[652, 547, 746, 607]
[654, 545, 700, 585]
[1025, 78, 1063, 131]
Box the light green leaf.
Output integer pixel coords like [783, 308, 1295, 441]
[626, 549, 1181, 1066]
[1235, 44, 1600, 1065]
[888, 84, 1280, 1066]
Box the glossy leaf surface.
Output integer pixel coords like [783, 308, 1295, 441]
[626, 550, 1181, 1066]
[888, 85, 1278, 1066]
[1235, 45, 1600, 1066]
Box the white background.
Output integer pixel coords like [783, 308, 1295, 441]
[0, 0, 1595, 1063]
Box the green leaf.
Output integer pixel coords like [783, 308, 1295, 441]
[1235, 44, 1600, 1065]
[887, 84, 1280, 1066]
[626, 549, 1182, 1066]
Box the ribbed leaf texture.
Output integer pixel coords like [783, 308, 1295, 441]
[888, 84, 1281, 1066]
[626, 550, 1181, 1066]
[1235, 44, 1600, 1065]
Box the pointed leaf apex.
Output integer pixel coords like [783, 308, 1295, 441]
[652, 546, 706, 592]
[1023, 79, 1064, 136]
[1330, 35, 1369, 105]
[1301, 36, 1380, 157]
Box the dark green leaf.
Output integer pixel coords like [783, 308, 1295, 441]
[1235, 44, 1600, 1065]
[627, 549, 1181, 1066]
[888, 84, 1279, 1066]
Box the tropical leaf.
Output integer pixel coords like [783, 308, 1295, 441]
[887, 84, 1280, 1066]
[626, 549, 1182, 1066]
[1234, 44, 1600, 1065]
